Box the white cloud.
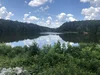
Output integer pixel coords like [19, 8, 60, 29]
[80, 0, 100, 7]
[46, 20, 51, 25]
[28, 16, 39, 21]
[28, 0, 53, 7]
[57, 13, 67, 21]
[57, 12, 77, 22]
[24, 14, 30, 17]
[39, 6, 49, 11]
[0, 6, 14, 20]
[46, 16, 52, 25]
[23, 12, 39, 23]
[68, 17, 77, 21]
[23, 12, 77, 28]
[23, 13, 30, 21]
[67, 14, 74, 17]
[36, 16, 53, 27]
[5, 12, 14, 20]
[37, 16, 52, 26]
[43, 5, 49, 10]
[80, 0, 100, 20]
[81, 6, 100, 20]
[55, 20, 62, 26]
[37, 13, 77, 28]
[38, 13, 77, 28]
[33, 6, 49, 13]
[28, 0, 48, 7]
[48, 16, 52, 20]
[80, 0, 90, 3]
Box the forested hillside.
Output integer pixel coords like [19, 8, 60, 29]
[0, 19, 54, 35]
[0, 19, 100, 35]
[56, 20, 100, 34]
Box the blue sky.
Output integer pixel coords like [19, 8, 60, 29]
[0, 0, 100, 28]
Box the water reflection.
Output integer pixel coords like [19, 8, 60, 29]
[6, 34, 78, 47]
[59, 33, 99, 43]
[0, 32, 99, 47]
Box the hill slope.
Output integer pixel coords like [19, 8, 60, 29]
[56, 20, 100, 34]
[0, 19, 100, 35]
[0, 19, 54, 35]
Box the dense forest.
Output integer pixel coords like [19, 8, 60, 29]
[56, 20, 100, 35]
[0, 42, 100, 75]
[0, 19, 100, 35]
[0, 19, 54, 35]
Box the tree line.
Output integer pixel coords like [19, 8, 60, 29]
[1, 19, 100, 35]
[56, 20, 100, 35]
[0, 19, 54, 35]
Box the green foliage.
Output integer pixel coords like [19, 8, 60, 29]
[28, 42, 40, 56]
[0, 42, 100, 75]
[57, 20, 100, 35]
[0, 19, 54, 37]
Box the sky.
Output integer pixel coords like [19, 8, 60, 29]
[0, 0, 100, 28]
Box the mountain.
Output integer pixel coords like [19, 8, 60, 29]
[0, 19, 54, 35]
[56, 20, 100, 34]
[0, 19, 100, 36]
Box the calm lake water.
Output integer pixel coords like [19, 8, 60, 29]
[0, 32, 99, 47]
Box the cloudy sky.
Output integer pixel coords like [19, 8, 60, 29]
[0, 0, 100, 28]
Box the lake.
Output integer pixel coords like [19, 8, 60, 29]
[0, 32, 99, 47]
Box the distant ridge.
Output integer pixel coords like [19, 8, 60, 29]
[0, 19, 100, 35]
[0, 19, 54, 35]
[56, 20, 100, 34]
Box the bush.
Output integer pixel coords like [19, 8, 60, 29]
[0, 42, 100, 75]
